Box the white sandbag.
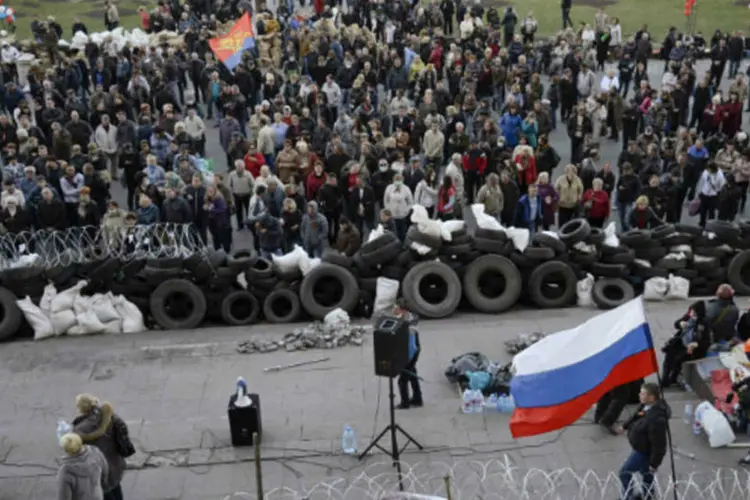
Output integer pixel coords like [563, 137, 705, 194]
[40, 283, 56, 314]
[50, 281, 87, 313]
[410, 241, 434, 255]
[471, 204, 504, 231]
[51, 310, 77, 335]
[367, 224, 385, 243]
[414, 219, 443, 242]
[324, 308, 350, 327]
[91, 293, 120, 323]
[272, 245, 307, 273]
[643, 277, 669, 301]
[300, 257, 321, 276]
[374, 277, 400, 313]
[506, 227, 530, 252]
[17, 297, 55, 341]
[603, 222, 619, 247]
[9, 254, 42, 268]
[666, 275, 690, 300]
[102, 319, 122, 335]
[577, 274, 595, 307]
[113, 295, 146, 334]
[695, 401, 735, 448]
[442, 220, 466, 234]
[572, 241, 597, 254]
[70, 295, 105, 336]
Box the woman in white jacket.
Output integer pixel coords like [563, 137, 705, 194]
[414, 167, 439, 218]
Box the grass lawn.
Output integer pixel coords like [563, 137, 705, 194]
[9, 0, 750, 43]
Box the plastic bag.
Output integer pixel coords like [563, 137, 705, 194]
[272, 245, 307, 274]
[113, 295, 146, 333]
[603, 222, 620, 247]
[695, 401, 735, 447]
[466, 370, 491, 391]
[666, 275, 690, 300]
[50, 281, 86, 314]
[18, 297, 55, 340]
[40, 283, 57, 314]
[577, 274, 595, 307]
[324, 308, 350, 327]
[69, 295, 105, 335]
[374, 277, 400, 314]
[506, 227, 530, 252]
[91, 293, 121, 323]
[51, 310, 77, 336]
[299, 257, 321, 276]
[367, 224, 385, 243]
[643, 277, 669, 301]
[471, 204, 504, 231]
[409, 241, 434, 256]
[442, 220, 466, 235]
[573, 241, 597, 254]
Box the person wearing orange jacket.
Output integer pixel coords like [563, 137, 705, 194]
[582, 177, 611, 228]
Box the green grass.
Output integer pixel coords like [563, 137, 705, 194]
[11, 0, 750, 44]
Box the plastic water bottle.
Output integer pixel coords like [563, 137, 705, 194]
[506, 394, 516, 412]
[486, 393, 499, 410]
[693, 406, 703, 435]
[462, 389, 474, 414]
[684, 403, 694, 425]
[342, 425, 357, 454]
[234, 377, 251, 408]
[497, 395, 508, 413]
[57, 420, 71, 442]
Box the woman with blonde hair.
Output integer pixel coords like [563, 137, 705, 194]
[627, 195, 664, 229]
[57, 432, 109, 500]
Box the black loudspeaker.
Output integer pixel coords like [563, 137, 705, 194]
[373, 316, 410, 378]
[227, 393, 262, 446]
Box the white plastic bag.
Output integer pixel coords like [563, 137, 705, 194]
[506, 227, 530, 252]
[51, 310, 77, 336]
[50, 281, 86, 313]
[374, 277, 400, 313]
[577, 274, 595, 307]
[410, 241, 434, 255]
[17, 297, 55, 340]
[643, 277, 669, 301]
[324, 308, 350, 327]
[666, 275, 690, 300]
[695, 401, 735, 447]
[300, 257, 321, 276]
[442, 220, 466, 234]
[272, 245, 307, 274]
[603, 222, 619, 247]
[471, 204, 504, 231]
[69, 295, 105, 335]
[91, 293, 120, 323]
[572, 241, 597, 254]
[367, 224, 385, 243]
[40, 283, 57, 313]
[113, 295, 146, 334]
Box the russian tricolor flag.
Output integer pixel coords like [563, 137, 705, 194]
[510, 297, 659, 438]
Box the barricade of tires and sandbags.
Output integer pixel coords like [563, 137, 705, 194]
[4, 213, 750, 342]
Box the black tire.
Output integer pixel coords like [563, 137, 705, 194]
[245, 258, 273, 280]
[651, 224, 677, 240]
[439, 243, 473, 257]
[121, 259, 146, 279]
[570, 251, 599, 266]
[208, 250, 229, 268]
[620, 229, 652, 247]
[693, 246, 727, 259]
[634, 246, 668, 261]
[558, 218, 591, 245]
[675, 223, 703, 236]
[585, 227, 606, 246]
[451, 234, 472, 245]
[707, 220, 741, 241]
[691, 257, 720, 272]
[601, 244, 630, 256]
[382, 266, 406, 280]
[660, 233, 694, 246]
[146, 257, 183, 269]
[527, 261, 577, 308]
[591, 278, 636, 310]
[360, 232, 399, 254]
[589, 262, 628, 278]
[220, 291, 260, 326]
[232, 249, 258, 259]
[274, 266, 303, 282]
[150, 279, 207, 330]
[601, 248, 636, 265]
[228, 256, 257, 274]
[142, 266, 184, 285]
[0, 287, 21, 341]
[674, 268, 699, 280]
[632, 266, 669, 279]
[473, 237, 512, 255]
[46, 265, 77, 285]
[402, 262, 462, 318]
[299, 264, 360, 319]
[693, 235, 721, 248]
[729, 250, 750, 295]
[656, 257, 687, 270]
[462, 255, 522, 313]
[532, 232, 566, 254]
[322, 249, 353, 268]
[474, 228, 508, 242]
[184, 254, 206, 272]
[406, 226, 443, 248]
[523, 246, 556, 261]
[706, 267, 728, 280]
[358, 277, 378, 292]
[360, 239, 403, 267]
[263, 289, 301, 323]
[510, 252, 536, 269]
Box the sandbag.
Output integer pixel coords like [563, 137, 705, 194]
[666, 275, 690, 300]
[411, 206, 443, 241]
[471, 204, 504, 231]
[367, 224, 385, 243]
[113, 295, 146, 334]
[50, 281, 87, 313]
[577, 274, 595, 307]
[374, 277, 400, 314]
[695, 401, 735, 448]
[506, 227, 530, 252]
[70, 295, 105, 336]
[410, 241, 434, 255]
[18, 297, 55, 341]
[91, 293, 120, 323]
[272, 245, 307, 274]
[102, 319, 122, 335]
[51, 310, 77, 336]
[442, 220, 466, 235]
[300, 257, 321, 275]
[40, 283, 56, 314]
[603, 221, 619, 247]
[643, 277, 669, 301]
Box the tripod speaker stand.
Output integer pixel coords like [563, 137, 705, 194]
[358, 375, 424, 491]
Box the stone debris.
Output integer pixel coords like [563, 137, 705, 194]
[504, 332, 547, 356]
[236, 322, 367, 355]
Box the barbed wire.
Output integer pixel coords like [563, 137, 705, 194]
[0, 223, 208, 270]
[222, 459, 750, 500]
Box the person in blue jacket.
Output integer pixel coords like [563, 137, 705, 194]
[394, 299, 423, 410]
[498, 104, 523, 148]
[516, 183, 543, 234]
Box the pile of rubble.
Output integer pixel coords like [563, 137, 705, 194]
[504, 332, 547, 356]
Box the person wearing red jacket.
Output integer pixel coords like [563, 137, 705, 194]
[428, 42, 444, 73]
[722, 91, 743, 138]
[436, 176, 457, 221]
[582, 177, 611, 228]
[306, 162, 327, 201]
[462, 143, 487, 203]
[513, 149, 538, 195]
[244, 143, 266, 178]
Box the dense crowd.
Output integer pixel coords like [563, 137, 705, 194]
[4, 2, 750, 264]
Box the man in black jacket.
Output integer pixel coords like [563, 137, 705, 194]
[615, 383, 670, 500]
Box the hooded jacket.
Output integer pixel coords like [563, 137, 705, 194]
[624, 399, 671, 470]
[57, 446, 109, 500]
[72, 402, 126, 493]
